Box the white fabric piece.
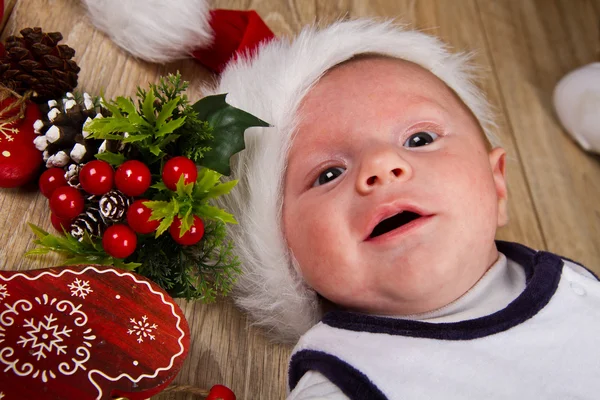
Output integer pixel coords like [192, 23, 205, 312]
[207, 20, 500, 343]
[288, 371, 350, 400]
[82, 0, 213, 62]
[287, 251, 525, 399]
[553, 62, 600, 153]
[289, 258, 600, 399]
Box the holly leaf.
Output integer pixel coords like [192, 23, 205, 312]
[193, 204, 237, 224]
[175, 175, 194, 197]
[192, 94, 270, 175]
[95, 151, 126, 166]
[144, 199, 178, 237]
[179, 208, 194, 237]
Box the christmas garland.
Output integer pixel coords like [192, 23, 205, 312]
[1, 28, 268, 302]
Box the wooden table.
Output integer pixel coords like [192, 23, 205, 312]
[1, 1, 599, 398]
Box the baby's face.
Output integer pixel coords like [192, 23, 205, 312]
[282, 56, 508, 316]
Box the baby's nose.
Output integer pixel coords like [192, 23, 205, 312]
[356, 147, 412, 194]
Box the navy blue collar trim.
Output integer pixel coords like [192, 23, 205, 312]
[321, 241, 564, 341]
[289, 350, 388, 400]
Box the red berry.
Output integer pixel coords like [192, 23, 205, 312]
[49, 186, 84, 219]
[79, 160, 114, 195]
[50, 213, 72, 234]
[127, 199, 160, 234]
[206, 384, 236, 400]
[162, 156, 197, 191]
[39, 168, 67, 198]
[115, 160, 152, 197]
[169, 215, 204, 246]
[102, 224, 137, 259]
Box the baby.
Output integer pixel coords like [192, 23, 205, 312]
[207, 20, 600, 399]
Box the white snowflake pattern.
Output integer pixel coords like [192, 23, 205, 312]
[17, 313, 72, 360]
[67, 278, 93, 299]
[127, 315, 158, 343]
[0, 122, 18, 143]
[0, 283, 8, 302]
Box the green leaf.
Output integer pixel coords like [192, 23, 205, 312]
[28, 223, 49, 239]
[122, 133, 153, 143]
[25, 248, 50, 256]
[193, 204, 237, 224]
[192, 94, 270, 175]
[179, 209, 194, 237]
[115, 96, 137, 115]
[195, 168, 221, 192]
[101, 99, 123, 117]
[150, 181, 168, 191]
[149, 144, 163, 156]
[175, 175, 194, 197]
[62, 255, 108, 266]
[155, 116, 186, 137]
[156, 97, 181, 127]
[95, 151, 126, 166]
[142, 88, 156, 124]
[145, 200, 173, 220]
[203, 179, 238, 200]
[113, 260, 143, 270]
[86, 118, 137, 135]
[155, 214, 175, 238]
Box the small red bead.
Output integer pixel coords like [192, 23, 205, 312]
[102, 224, 137, 259]
[115, 160, 152, 197]
[162, 156, 197, 191]
[79, 160, 114, 195]
[127, 199, 160, 234]
[50, 213, 72, 234]
[39, 168, 67, 198]
[49, 186, 84, 219]
[206, 384, 236, 400]
[169, 215, 204, 246]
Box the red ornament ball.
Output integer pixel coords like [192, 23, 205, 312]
[0, 98, 43, 188]
[39, 168, 67, 198]
[50, 213, 72, 234]
[115, 160, 152, 196]
[127, 199, 160, 234]
[49, 186, 84, 219]
[162, 156, 197, 191]
[79, 160, 114, 195]
[102, 224, 137, 259]
[169, 215, 204, 246]
[206, 385, 236, 400]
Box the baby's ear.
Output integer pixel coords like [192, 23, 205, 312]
[489, 147, 508, 227]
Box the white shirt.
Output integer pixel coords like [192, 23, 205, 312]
[288, 251, 534, 400]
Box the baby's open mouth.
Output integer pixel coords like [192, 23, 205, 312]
[369, 211, 422, 238]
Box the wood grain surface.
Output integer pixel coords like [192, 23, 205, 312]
[1, 1, 599, 399]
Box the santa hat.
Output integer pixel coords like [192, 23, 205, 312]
[201, 20, 499, 343]
[82, 0, 274, 73]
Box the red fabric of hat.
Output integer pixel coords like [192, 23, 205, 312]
[193, 9, 275, 74]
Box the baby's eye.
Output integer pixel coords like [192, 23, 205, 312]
[312, 167, 345, 187]
[403, 131, 439, 148]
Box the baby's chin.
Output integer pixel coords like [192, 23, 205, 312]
[319, 261, 491, 317]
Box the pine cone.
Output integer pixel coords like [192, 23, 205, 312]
[70, 206, 105, 241]
[99, 189, 131, 223]
[0, 27, 80, 101]
[33, 92, 113, 168]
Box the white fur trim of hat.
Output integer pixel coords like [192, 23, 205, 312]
[82, 0, 213, 62]
[205, 19, 499, 343]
